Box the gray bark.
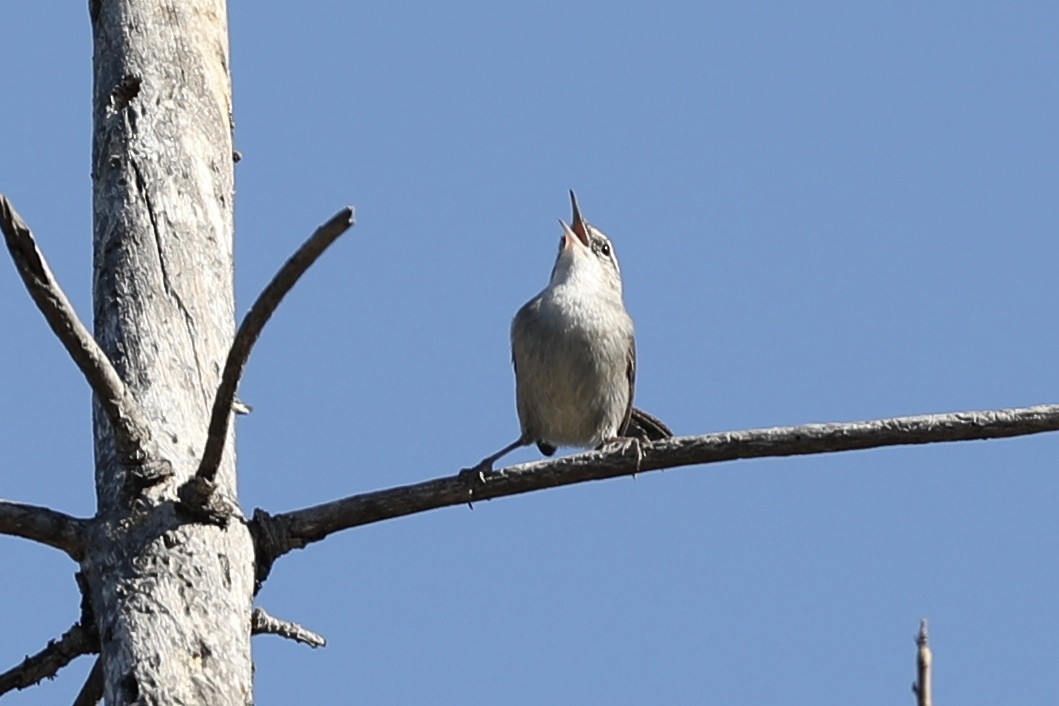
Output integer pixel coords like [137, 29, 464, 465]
[84, 1, 254, 704]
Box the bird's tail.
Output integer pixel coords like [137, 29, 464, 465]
[624, 407, 673, 441]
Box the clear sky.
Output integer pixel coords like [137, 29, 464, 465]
[2, 2, 1058, 704]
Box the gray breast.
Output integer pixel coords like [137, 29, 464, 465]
[511, 293, 632, 449]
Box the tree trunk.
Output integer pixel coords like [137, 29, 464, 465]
[84, 1, 253, 703]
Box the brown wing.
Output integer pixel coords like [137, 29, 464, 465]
[510, 297, 538, 374]
[617, 335, 636, 437]
[620, 337, 673, 440]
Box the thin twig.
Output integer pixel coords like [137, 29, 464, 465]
[0, 623, 97, 697]
[0, 500, 88, 561]
[72, 657, 103, 706]
[912, 619, 932, 706]
[0, 195, 154, 461]
[193, 206, 355, 489]
[251, 607, 326, 648]
[257, 403, 1059, 565]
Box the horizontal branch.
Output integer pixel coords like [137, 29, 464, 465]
[258, 403, 1059, 564]
[0, 622, 97, 697]
[0, 195, 154, 462]
[251, 607, 326, 648]
[193, 206, 356, 493]
[0, 500, 87, 561]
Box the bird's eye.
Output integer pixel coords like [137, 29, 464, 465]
[600, 243, 611, 257]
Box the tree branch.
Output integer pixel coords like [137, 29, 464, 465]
[0, 500, 87, 561]
[251, 607, 326, 648]
[912, 619, 932, 706]
[0, 623, 98, 697]
[189, 207, 356, 503]
[0, 195, 155, 463]
[72, 657, 103, 706]
[255, 403, 1059, 568]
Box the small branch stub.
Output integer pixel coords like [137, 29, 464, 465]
[912, 619, 932, 706]
[252, 607, 326, 648]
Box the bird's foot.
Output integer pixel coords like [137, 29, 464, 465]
[458, 461, 498, 509]
[599, 436, 644, 473]
[458, 462, 493, 486]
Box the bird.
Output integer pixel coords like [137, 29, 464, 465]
[467, 190, 672, 473]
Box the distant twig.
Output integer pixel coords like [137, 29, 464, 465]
[72, 657, 104, 706]
[0, 195, 154, 462]
[0, 499, 87, 561]
[190, 207, 355, 501]
[254, 403, 1059, 571]
[912, 619, 932, 706]
[0, 622, 97, 697]
[251, 607, 326, 648]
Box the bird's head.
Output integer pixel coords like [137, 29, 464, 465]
[549, 190, 624, 297]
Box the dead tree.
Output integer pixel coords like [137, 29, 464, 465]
[1, 2, 1056, 703]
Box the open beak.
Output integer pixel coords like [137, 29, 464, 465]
[558, 219, 586, 249]
[569, 190, 590, 245]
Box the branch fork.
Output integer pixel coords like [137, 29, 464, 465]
[184, 206, 356, 513]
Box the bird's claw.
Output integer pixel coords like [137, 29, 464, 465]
[458, 463, 497, 510]
[600, 436, 644, 473]
[458, 464, 492, 486]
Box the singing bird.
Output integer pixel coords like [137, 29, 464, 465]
[468, 191, 671, 472]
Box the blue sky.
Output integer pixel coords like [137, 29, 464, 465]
[2, 2, 1058, 704]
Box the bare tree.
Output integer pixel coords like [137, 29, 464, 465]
[0, 2, 1055, 703]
